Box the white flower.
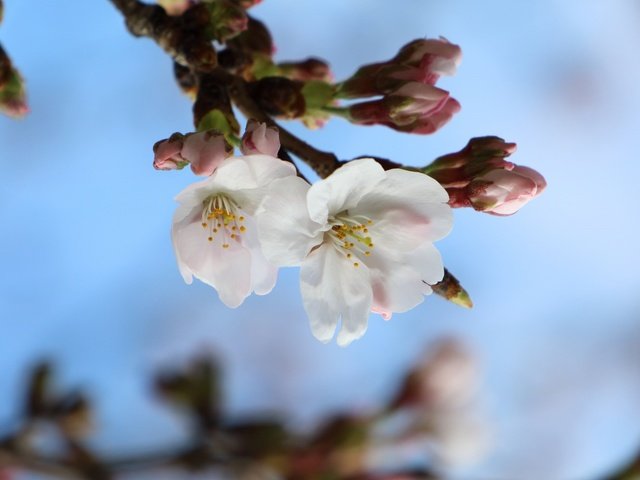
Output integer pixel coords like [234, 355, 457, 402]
[257, 159, 453, 346]
[172, 155, 296, 308]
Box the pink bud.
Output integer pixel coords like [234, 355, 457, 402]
[182, 130, 233, 176]
[153, 133, 187, 171]
[240, 120, 280, 157]
[348, 86, 459, 135]
[467, 165, 546, 215]
[395, 38, 462, 84]
[389, 82, 451, 118]
[401, 96, 460, 134]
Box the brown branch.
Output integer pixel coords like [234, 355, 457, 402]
[228, 76, 341, 178]
[109, 0, 217, 72]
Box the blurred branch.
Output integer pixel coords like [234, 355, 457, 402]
[108, 0, 217, 71]
[0, 351, 482, 479]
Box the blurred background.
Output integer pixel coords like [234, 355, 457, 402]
[1, 0, 640, 478]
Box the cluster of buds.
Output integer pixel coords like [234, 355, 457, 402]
[153, 130, 233, 175]
[154, 121, 280, 175]
[425, 137, 546, 215]
[337, 38, 462, 134]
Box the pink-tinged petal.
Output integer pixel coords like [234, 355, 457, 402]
[306, 158, 386, 223]
[369, 256, 426, 319]
[213, 155, 296, 195]
[257, 176, 325, 266]
[355, 169, 453, 244]
[172, 208, 252, 308]
[300, 244, 372, 346]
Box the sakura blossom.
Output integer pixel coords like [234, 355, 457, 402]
[257, 159, 453, 346]
[172, 154, 296, 308]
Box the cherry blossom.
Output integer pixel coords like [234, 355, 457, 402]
[257, 159, 453, 346]
[172, 155, 296, 307]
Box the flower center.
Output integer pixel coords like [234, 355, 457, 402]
[327, 211, 374, 267]
[201, 194, 246, 249]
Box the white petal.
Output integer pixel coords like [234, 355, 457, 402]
[358, 168, 449, 210]
[242, 154, 297, 186]
[240, 213, 278, 296]
[257, 176, 325, 266]
[306, 159, 386, 223]
[300, 244, 372, 346]
[410, 242, 445, 286]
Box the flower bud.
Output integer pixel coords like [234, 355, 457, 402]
[153, 130, 233, 175]
[425, 137, 517, 189]
[182, 130, 234, 176]
[205, 0, 248, 41]
[463, 165, 546, 215]
[393, 38, 462, 84]
[338, 37, 461, 98]
[0, 52, 28, 118]
[240, 120, 280, 156]
[153, 133, 188, 171]
[278, 58, 333, 82]
[348, 83, 459, 135]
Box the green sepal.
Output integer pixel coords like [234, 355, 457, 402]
[197, 109, 240, 137]
[301, 80, 336, 110]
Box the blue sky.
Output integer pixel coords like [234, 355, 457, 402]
[1, 1, 640, 478]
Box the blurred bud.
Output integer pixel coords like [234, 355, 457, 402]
[0, 53, 28, 118]
[241, 120, 280, 156]
[224, 420, 288, 457]
[425, 137, 517, 189]
[249, 77, 306, 118]
[158, 0, 193, 16]
[51, 392, 93, 440]
[454, 165, 547, 215]
[227, 17, 274, 56]
[431, 269, 472, 308]
[0, 1, 4, 25]
[278, 58, 333, 82]
[390, 339, 477, 412]
[25, 362, 53, 419]
[206, 0, 248, 41]
[424, 412, 491, 467]
[154, 130, 233, 175]
[155, 356, 221, 430]
[348, 83, 459, 135]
